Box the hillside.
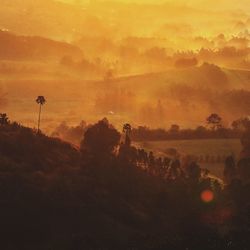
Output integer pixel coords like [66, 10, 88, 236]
[0, 31, 83, 61]
[1, 120, 250, 250]
[0, 31, 109, 81]
[0, 122, 175, 249]
[103, 64, 250, 126]
[0, 123, 80, 171]
[2, 63, 250, 131]
[88, 64, 250, 127]
[114, 65, 250, 92]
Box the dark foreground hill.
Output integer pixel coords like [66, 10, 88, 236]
[0, 122, 250, 250]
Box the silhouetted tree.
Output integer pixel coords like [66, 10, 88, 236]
[80, 118, 120, 159]
[36, 96, 46, 133]
[206, 113, 222, 130]
[237, 130, 250, 184]
[167, 159, 181, 179]
[0, 113, 9, 125]
[186, 162, 201, 183]
[169, 124, 180, 134]
[148, 151, 155, 171]
[123, 123, 132, 146]
[223, 156, 236, 185]
[240, 130, 250, 159]
[232, 117, 250, 131]
[237, 158, 250, 185]
[52, 120, 87, 145]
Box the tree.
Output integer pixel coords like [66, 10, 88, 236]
[186, 162, 201, 183]
[36, 96, 46, 133]
[0, 113, 9, 125]
[123, 123, 132, 146]
[169, 124, 180, 133]
[206, 113, 222, 130]
[81, 118, 120, 158]
[232, 117, 250, 131]
[240, 130, 250, 159]
[223, 156, 236, 185]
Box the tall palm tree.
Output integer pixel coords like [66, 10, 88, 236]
[123, 123, 132, 146]
[36, 96, 46, 133]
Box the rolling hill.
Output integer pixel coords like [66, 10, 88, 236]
[0, 122, 170, 249]
[2, 63, 250, 131]
[0, 30, 83, 61]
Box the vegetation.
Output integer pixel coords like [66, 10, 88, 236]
[51, 120, 87, 145]
[0, 113, 9, 125]
[131, 125, 239, 142]
[51, 115, 250, 146]
[0, 117, 250, 249]
[131, 114, 249, 142]
[206, 113, 223, 130]
[36, 96, 46, 133]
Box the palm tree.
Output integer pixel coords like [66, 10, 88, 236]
[0, 113, 9, 125]
[123, 123, 132, 146]
[36, 96, 46, 133]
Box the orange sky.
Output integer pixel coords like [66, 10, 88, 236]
[62, 0, 250, 11]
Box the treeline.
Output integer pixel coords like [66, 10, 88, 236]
[132, 115, 250, 141]
[51, 114, 250, 145]
[131, 126, 241, 141]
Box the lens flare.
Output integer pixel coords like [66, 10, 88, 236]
[201, 190, 214, 203]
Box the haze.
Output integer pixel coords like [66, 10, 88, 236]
[0, 0, 249, 132]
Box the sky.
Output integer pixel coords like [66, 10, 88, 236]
[58, 0, 250, 20]
[61, 0, 250, 10]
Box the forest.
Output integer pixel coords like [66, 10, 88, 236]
[0, 115, 249, 249]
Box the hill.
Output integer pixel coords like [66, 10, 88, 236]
[2, 63, 250, 131]
[0, 122, 167, 249]
[101, 64, 250, 126]
[114, 64, 250, 92]
[0, 31, 83, 61]
[0, 120, 250, 249]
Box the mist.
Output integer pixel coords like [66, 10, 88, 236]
[0, 0, 249, 132]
